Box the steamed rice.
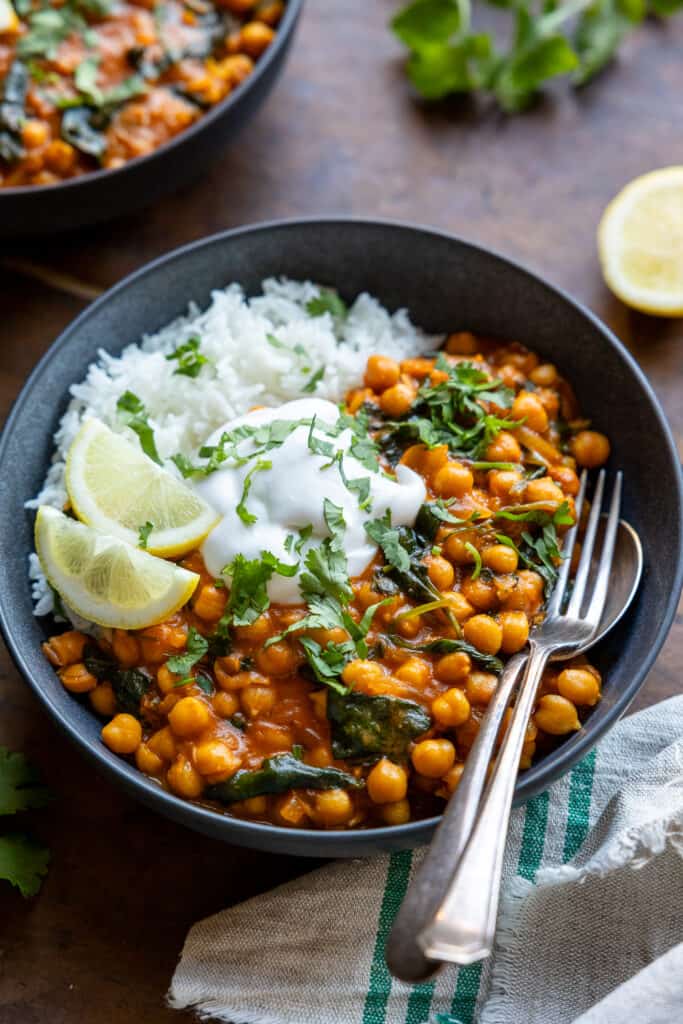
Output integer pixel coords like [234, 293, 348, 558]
[29, 277, 441, 617]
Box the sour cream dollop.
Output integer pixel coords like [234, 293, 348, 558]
[196, 398, 425, 603]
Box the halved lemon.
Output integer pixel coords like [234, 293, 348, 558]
[0, 0, 20, 34]
[65, 419, 219, 557]
[598, 167, 683, 316]
[35, 506, 199, 630]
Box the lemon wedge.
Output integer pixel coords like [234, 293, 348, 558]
[35, 506, 199, 629]
[598, 167, 683, 316]
[65, 419, 219, 557]
[0, 0, 20, 34]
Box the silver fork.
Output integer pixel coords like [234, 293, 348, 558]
[414, 468, 622, 966]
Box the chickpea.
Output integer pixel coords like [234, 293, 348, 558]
[147, 725, 177, 763]
[211, 691, 239, 718]
[549, 464, 580, 496]
[485, 431, 521, 463]
[557, 668, 601, 707]
[529, 363, 559, 388]
[167, 755, 204, 799]
[273, 793, 310, 827]
[420, 444, 449, 477]
[443, 531, 477, 565]
[101, 713, 142, 755]
[59, 663, 97, 693]
[483, 543, 518, 574]
[346, 386, 375, 414]
[442, 762, 465, 794]
[461, 575, 498, 611]
[570, 430, 610, 469]
[157, 663, 183, 695]
[412, 738, 456, 778]
[21, 119, 49, 150]
[444, 591, 475, 623]
[432, 687, 471, 727]
[432, 461, 474, 499]
[364, 354, 400, 392]
[256, 1, 285, 25]
[306, 626, 349, 646]
[139, 621, 187, 662]
[308, 689, 328, 720]
[446, 331, 478, 355]
[42, 630, 88, 668]
[111, 629, 141, 668]
[400, 357, 435, 380]
[502, 570, 544, 613]
[89, 682, 117, 717]
[380, 798, 411, 825]
[168, 696, 211, 738]
[511, 391, 549, 433]
[499, 610, 530, 654]
[136, 742, 165, 776]
[435, 651, 471, 683]
[498, 364, 525, 390]
[193, 584, 227, 623]
[239, 19, 275, 56]
[367, 758, 408, 804]
[234, 613, 271, 646]
[255, 640, 300, 676]
[379, 382, 415, 418]
[44, 140, 76, 174]
[241, 683, 277, 718]
[214, 655, 242, 690]
[455, 716, 479, 753]
[427, 555, 455, 591]
[241, 795, 268, 815]
[488, 469, 524, 500]
[534, 694, 581, 735]
[466, 671, 497, 705]
[394, 612, 422, 639]
[314, 789, 354, 827]
[395, 658, 430, 688]
[306, 745, 333, 767]
[342, 659, 385, 688]
[525, 477, 565, 504]
[221, 0, 258, 12]
[194, 739, 242, 780]
[463, 614, 503, 655]
[535, 387, 560, 419]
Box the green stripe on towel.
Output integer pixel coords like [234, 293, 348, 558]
[363, 850, 414, 1024]
[563, 750, 596, 862]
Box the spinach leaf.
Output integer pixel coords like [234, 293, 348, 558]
[116, 391, 163, 464]
[206, 751, 363, 803]
[390, 635, 504, 673]
[327, 690, 430, 762]
[60, 106, 108, 158]
[0, 62, 28, 165]
[84, 653, 152, 715]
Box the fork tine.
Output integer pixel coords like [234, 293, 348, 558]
[583, 472, 622, 627]
[546, 470, 588, 618]
[566, 469, 606, 618]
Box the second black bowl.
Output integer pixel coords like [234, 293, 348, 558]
[0, 0, 303, 239]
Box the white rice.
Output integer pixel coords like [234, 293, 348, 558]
[29, 277, 441, 618]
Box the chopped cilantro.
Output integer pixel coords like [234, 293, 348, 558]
[165, 337, 210, 379]
[137, 521, 154, 549]
[464, 541, 482, 580]
[116, 391, 162, 465]
[306, 289, 348, 319]
[167, 627, 209, 678]
[365, 510, 411, 573]
[236, 459, 272, 526]
[302, 366, 325, 393]
[218, 550, 298, 632]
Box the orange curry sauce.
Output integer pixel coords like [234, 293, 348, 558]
[0, 0, 283, 186]
[42, 334, 610, 831]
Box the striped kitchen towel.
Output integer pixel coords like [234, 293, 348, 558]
[169, 696, 683, 1024]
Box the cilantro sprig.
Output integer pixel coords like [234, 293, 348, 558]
[0, 748, 51, 898]
[165, 337, 211, 379]
[116, 391, 162, 466]
[392, 0, 679, 112]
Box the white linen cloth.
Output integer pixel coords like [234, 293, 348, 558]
[169, 696, 683, 1024]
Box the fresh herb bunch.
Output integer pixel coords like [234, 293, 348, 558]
[391, 0, 682, 112]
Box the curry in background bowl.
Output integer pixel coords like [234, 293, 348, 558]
[0, 0, 285, 187]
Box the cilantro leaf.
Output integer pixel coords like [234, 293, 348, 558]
[302, 366, 325, 394]
[116, 391, 162, 465]
[165, 337, 210, 379]
[573, 0, 643, 86]
[166, 627, 209, 678]
[0, 834, 50, 898]
[138, 521, 154, 549]
[392, 0, 464, 50]
[219, 550, 298, 631]
[0, 748, 50, 815]
[365, 511, 412, 573]
[306, 289, 348, 319]
[236, 459, 272, 525]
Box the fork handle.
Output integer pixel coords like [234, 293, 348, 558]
[417, 641, 550, 965]
[385, 651, 527, 983]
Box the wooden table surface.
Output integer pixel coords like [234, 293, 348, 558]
[1, 2, 682, 1021]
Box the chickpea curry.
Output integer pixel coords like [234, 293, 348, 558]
[42, 334, 611, 832]
[0, 0, 284, 187]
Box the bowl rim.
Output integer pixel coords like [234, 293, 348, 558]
[2, 216, 682, 850]
[0, 0, 303, 199]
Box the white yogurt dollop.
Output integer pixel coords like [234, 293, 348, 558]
[195, 398, 425, 603]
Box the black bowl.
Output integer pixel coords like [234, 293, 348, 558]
[0, 1, 303, 239]
[1, 219, 681, 857]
